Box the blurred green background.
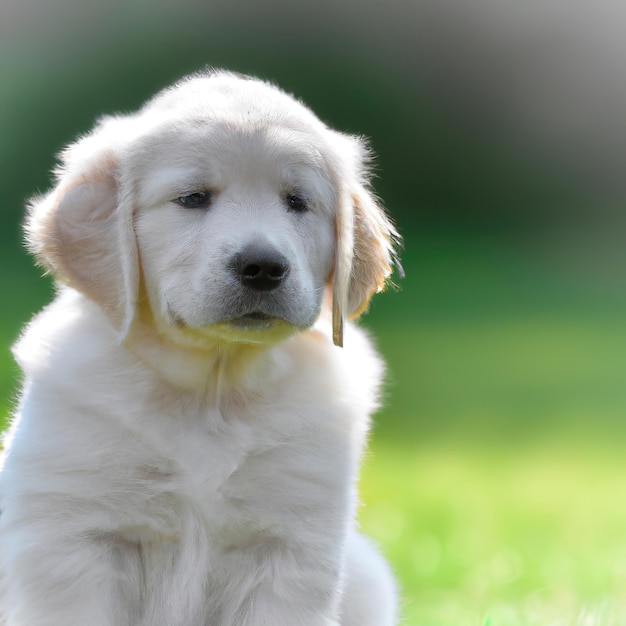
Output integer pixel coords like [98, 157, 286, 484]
[3, 1, 626, 624]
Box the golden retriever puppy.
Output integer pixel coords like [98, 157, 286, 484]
[0, 70, 400, 626]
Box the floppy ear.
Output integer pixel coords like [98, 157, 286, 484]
[331, 138, 400, 347]
[26, 132, 139, 342]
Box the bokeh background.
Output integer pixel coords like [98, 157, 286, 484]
[3, 1, 626, 624]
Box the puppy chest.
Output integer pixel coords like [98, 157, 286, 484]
[141, 413, 352, 542]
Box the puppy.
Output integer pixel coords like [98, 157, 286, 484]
[0, 70, 400, 626]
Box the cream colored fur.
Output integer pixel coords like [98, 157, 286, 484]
[0, 71, 399, 625]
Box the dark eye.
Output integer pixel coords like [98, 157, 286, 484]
[286, 193, 308, 213]
[174, 191, 212, 209]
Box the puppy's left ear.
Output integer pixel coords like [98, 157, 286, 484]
[332, 139, 401, 347]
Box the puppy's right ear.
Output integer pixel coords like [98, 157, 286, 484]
[26, 124, 139, 342]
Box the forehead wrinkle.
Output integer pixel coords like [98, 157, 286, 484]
[126, 118, 332, 192]
[135, 167, 210, 207]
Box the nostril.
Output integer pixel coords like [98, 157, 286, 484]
[267, 262, 288, 280]
[242, 263, 262, 280]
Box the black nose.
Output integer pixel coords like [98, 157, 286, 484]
[231, 245, 290, 291]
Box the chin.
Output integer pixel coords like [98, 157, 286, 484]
[209, 317, 300, 346]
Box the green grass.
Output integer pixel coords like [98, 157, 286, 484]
[354, 233, 626, 624]
[359, 442, 626, 625]
[3, 232, 626, 624]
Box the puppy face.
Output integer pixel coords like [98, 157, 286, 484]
[131, 121, 336, 345]
[27, 71, 399, 353]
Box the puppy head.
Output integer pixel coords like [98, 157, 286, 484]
[26, 71, 400, 357]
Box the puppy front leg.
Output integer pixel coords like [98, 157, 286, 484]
[217, 541, 344, 626]
[0, 528, 142, 626]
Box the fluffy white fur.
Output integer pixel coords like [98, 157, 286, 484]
[0, 70, 400, 625]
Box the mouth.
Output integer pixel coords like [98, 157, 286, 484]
[164, 305, 298, 346]
[227, 311, 280, 329]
